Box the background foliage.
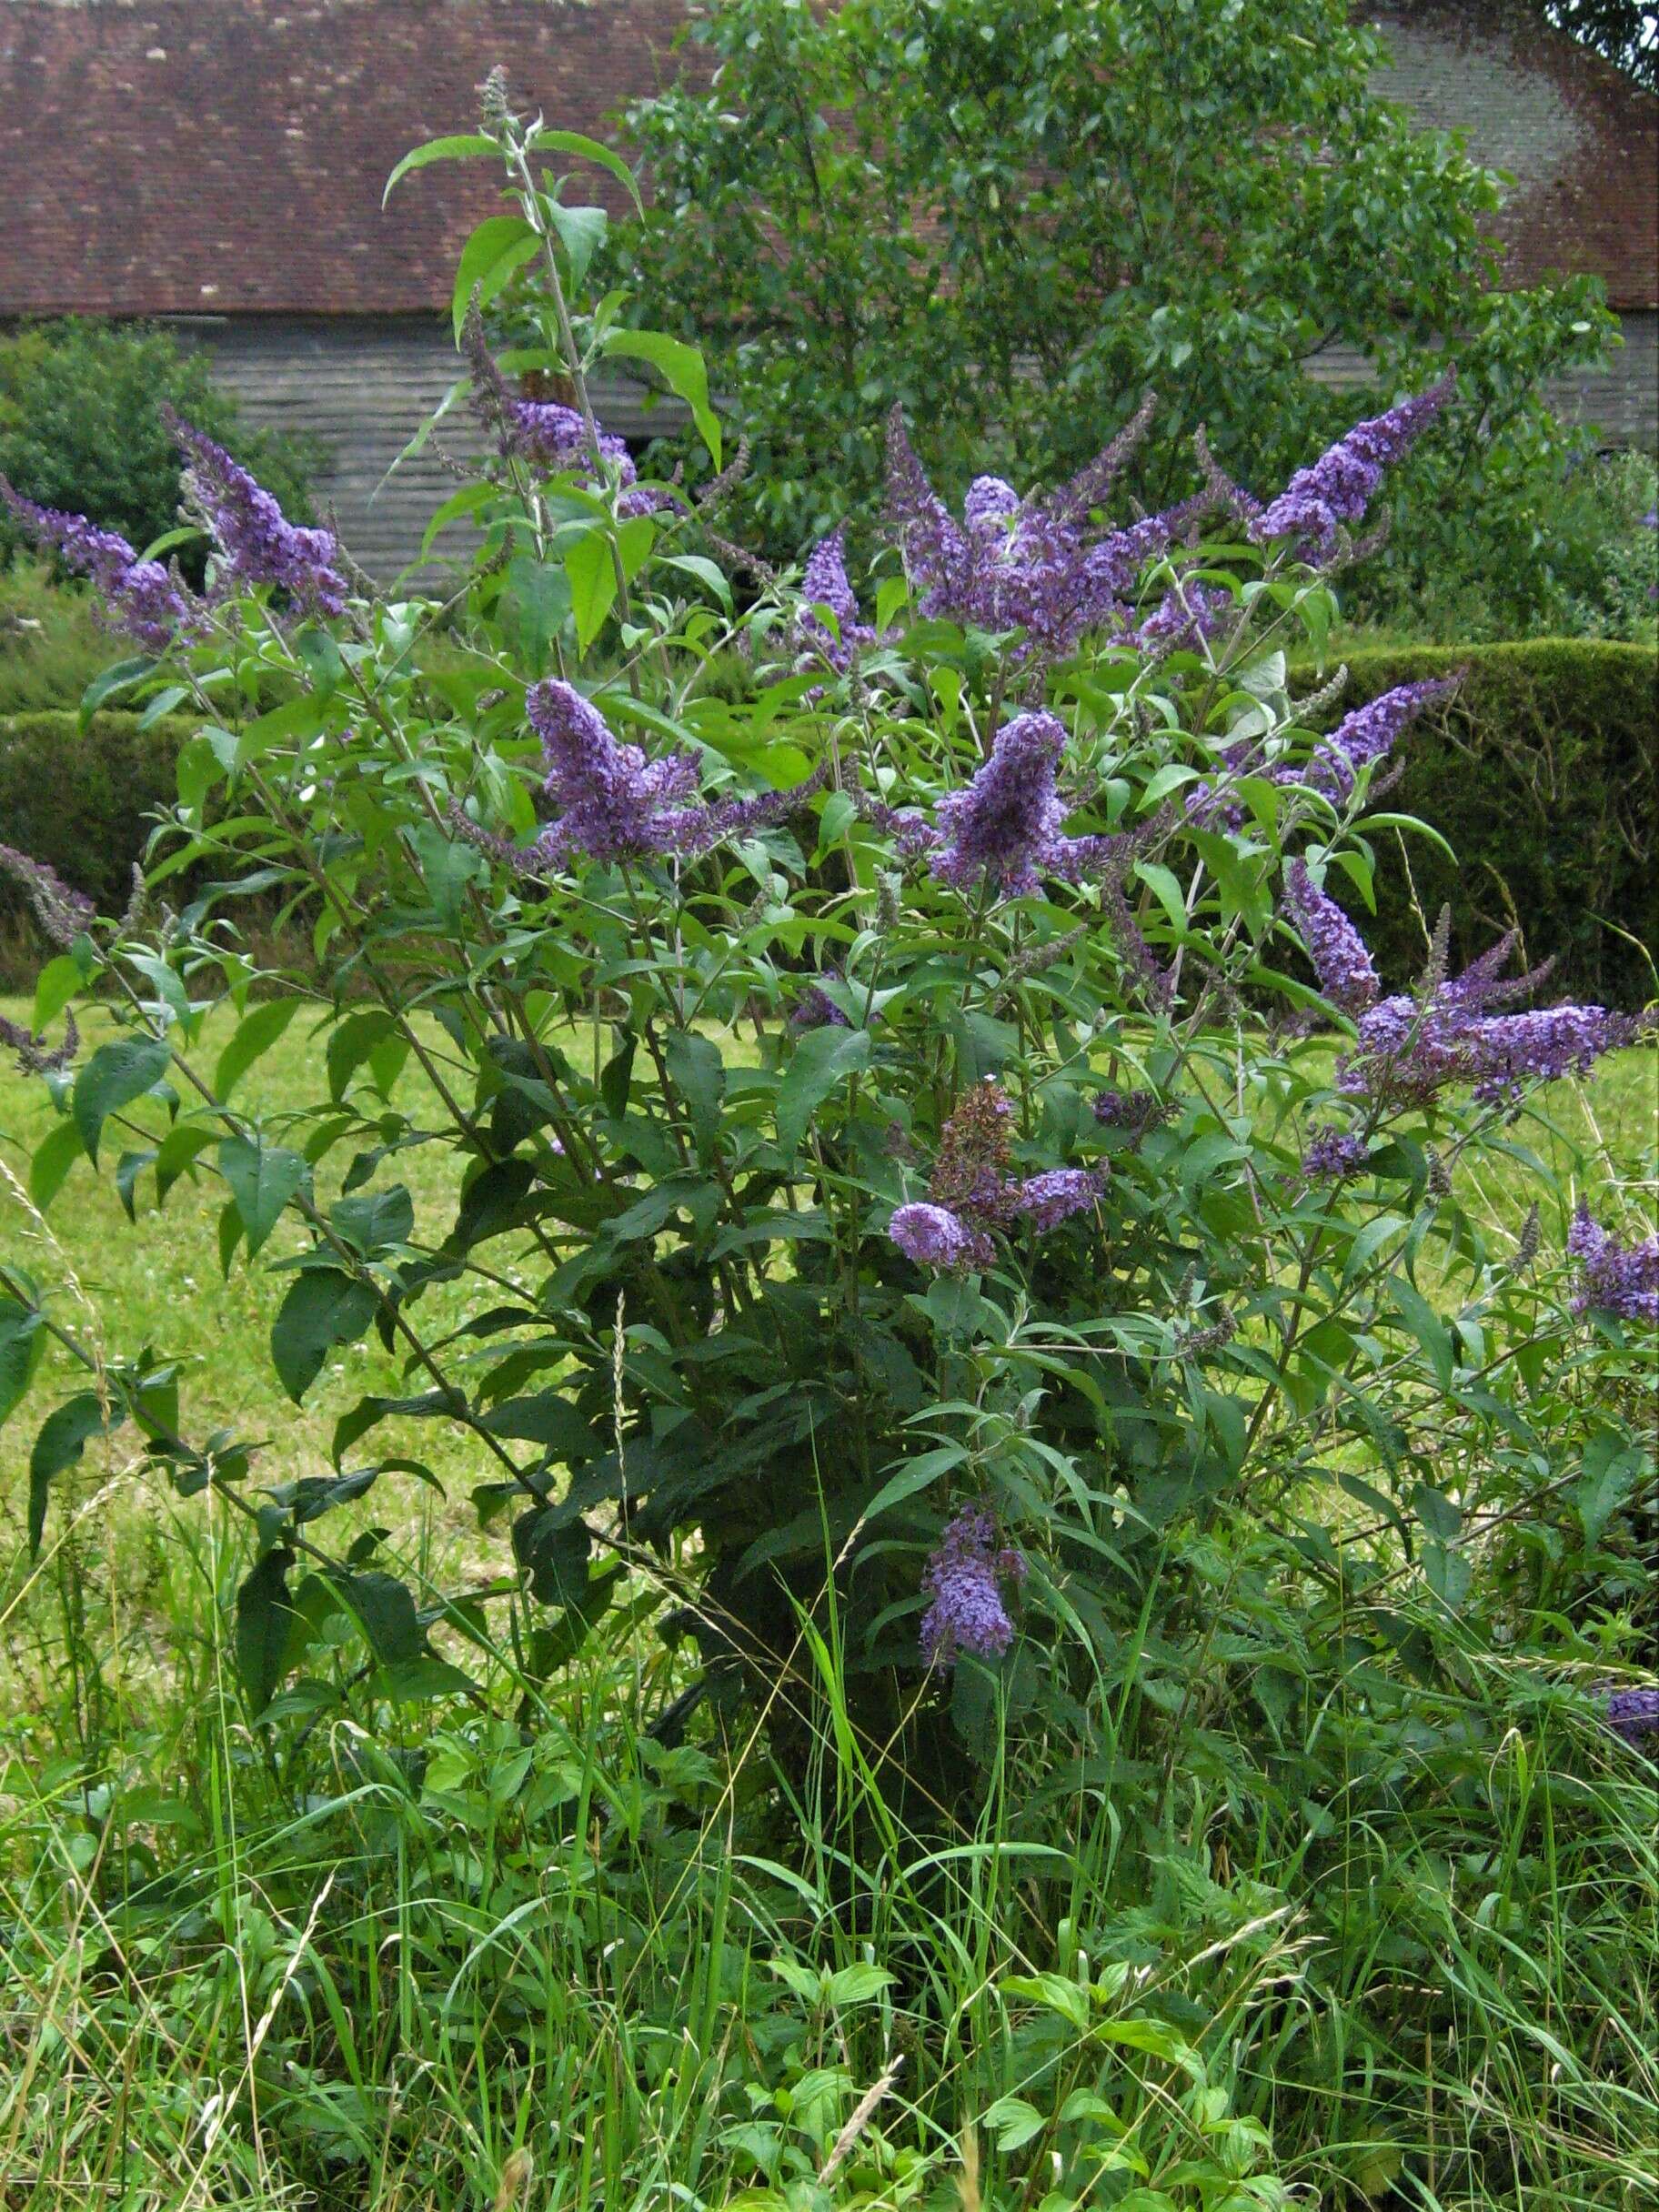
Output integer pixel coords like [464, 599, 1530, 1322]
[604, 0, 1613, 571]
[0, 320, 316, 576]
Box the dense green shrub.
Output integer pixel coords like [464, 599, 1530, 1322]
[0, 712, 186, 978]
[603, 0, 1610, 568]
[0, 320, 316, 577]
[1339, 639, 1657, 1009]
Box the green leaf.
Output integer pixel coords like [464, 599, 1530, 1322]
[30, 1393, 122, 1552]
[544, 198, 608, 289]
[565, 528, 618, 653]
[383, 132, 498, 206]
[327, 1010, 399, 1101]
[1387, 1276, 1454, 1392]
[236, 1547, 302, 1713]
[450, 214, 540, 344]
[663, 1031, 725, 1160]
[33, 955, 82, 1034]
[331, 1185, 416, 1257]
[0, 1299, 45, 1427]
[219, 1138, 308, 1261]
[775, 1024, 870, 1158]
[526, 126, 644, 214]
[214, 999, 301, 1101]
[600, 329, 721, 469]
[30, 1119, 83, 1211]
[503, 555, 573, 674]
[271, 1270, 378, 1403]
[73, 1037, 173, 1164]
[79, 656, 154, 730]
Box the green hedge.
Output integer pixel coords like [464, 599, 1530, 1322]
[1328, 641, 1657, 1010]
[3, 640, 1655, 1003]
[0, 711, 187, 984]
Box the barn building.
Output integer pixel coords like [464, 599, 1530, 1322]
[0, 0, 1654, 578]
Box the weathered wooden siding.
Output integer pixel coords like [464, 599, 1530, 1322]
[176, 315, 689, 580]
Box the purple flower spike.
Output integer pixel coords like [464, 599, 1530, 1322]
[1301, 1128, 1370, 1182]
[889, 1201, 992, 1272]
[1252, 375, 1454, 559]
[1282, 860, 1380, 1014]
[1013, 1168, 1102, 1230]
[1, 478, 195, 652]
[1603, 1686, 1659, 1744]
[0, 840, 96, 948]
[508, 398, 673, 516]
[919, 1507, 1028, 1665]
[796, 528, 876, 672]
[885, 403, 1198, 657]
[165, 413, 347, 618]
[1567, 1207, 1659, 1322]
[1299, 675, 1462, 800]
[518, 680, 824, 869]
[932, 711, 1071, 897]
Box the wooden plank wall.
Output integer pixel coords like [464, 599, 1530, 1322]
[178, 315, 690, 580]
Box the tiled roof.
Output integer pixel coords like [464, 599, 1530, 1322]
[0, 0, 689, 316]
[0, 1, 1653, 318]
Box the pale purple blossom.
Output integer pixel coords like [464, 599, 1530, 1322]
[165, 412, 347, 618]
[1302, 1127, 1370, 1182]
[885, 405, 1199, 656]
[508, 398, 670, 516]
[0, 840, 96, 947]
[1567, 1207, 1659, 1322]
[889, 1201, 992, 1272]
[1282, 860, 1381, 1014]
[1, 479, 195, 652]
[1132, 580, 1234, 659]
[1013, 1168, 1103, 1229]
[932, 712, 1071, 896]
[1298, 675, 1462, 800]
[1252, 375, 1454, 558]
[919, 1507, 1028, 1664]
[795, 528, 877, 672]
[1603, 1686, 1659, 1744]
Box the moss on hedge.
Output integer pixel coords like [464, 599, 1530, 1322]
[1324, 640, 1656, 1010]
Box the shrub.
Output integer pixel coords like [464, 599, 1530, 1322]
[1337, 639, 1658, 1009]
[0, 319, 317, 578]
[1, 89, 1655, 2205]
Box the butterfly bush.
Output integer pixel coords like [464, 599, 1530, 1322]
[1, 106, 1651, 1758]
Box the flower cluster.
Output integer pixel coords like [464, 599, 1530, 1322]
[1301, 1127, 1371, 1182]
[165, 412, 347, 618]
[929, 710, 1139, 897]
[918, 1507, 1028, 1664]
[1131, 579, 1234, 659]
[886, 401, 1206, 657]
[457, 680, 824, 871]
[889, 1079, 1101, 1271]
[790, 973, 850, 1031]
[1603, 1686, 1659, 1744]
[1567, 1207, 1659, 1322]
[0, 840, 96, 949]
[1298, 674, 1462, 801]
[1251, 375, 1454, 558]
[1092, 1087, 1170, 1139]
[795, 528, 877, 673]
[0, 480, 194, 652]
[508, 398, 670, 517]
[1282, 861, 1380, 1014]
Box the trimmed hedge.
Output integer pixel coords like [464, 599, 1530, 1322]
[2, 639, 1655, 1002]
[1330, 641, 1657, 1010]
[0, 711, 187, 984]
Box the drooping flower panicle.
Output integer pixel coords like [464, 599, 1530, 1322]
[1252, 375, 1454, 558]
[1567, 1207, 1659, 1322]
[165, 411, 347, 618]
[919, 1507, 1028, 1664]
[1282, 861, 1381, 1014]
[0, 479, 194, 652]
[932, 712, 1071, 896]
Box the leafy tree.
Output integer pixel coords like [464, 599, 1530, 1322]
[0, 319, 317, 578]
[1543, 0, 1658, 88]
[608, 0, 1611, 565]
